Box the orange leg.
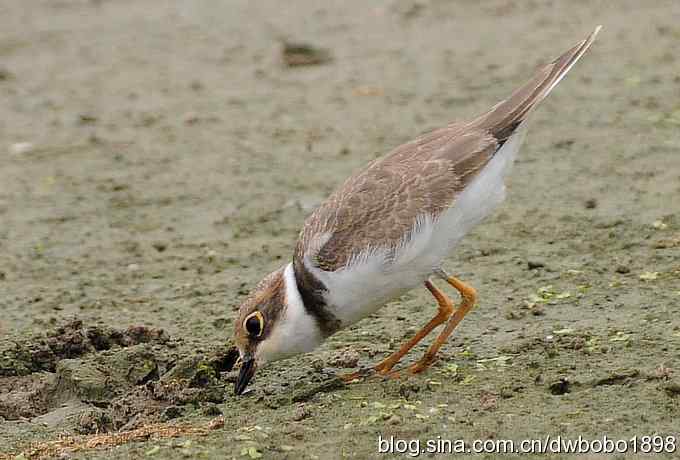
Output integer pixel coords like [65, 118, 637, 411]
[339, 280, 454, 382]
[405, 273, 477, 375]
[375, 280, 455, 374]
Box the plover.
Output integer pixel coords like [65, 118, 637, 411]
[233, 27, 601, 395]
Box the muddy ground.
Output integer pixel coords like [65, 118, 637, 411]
[1, 1, 679, 458]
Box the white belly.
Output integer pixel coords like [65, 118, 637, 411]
[310, 130, 526, 327]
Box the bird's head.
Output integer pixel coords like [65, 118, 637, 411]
[233, 263, 323, 395]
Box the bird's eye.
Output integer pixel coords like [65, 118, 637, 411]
[244, 311, 264, 338]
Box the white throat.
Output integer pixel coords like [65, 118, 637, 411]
[255, 263, 324, 364]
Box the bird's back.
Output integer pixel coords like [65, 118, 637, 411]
[296, 27, 602, 278]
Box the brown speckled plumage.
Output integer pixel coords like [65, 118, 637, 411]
[295, 30, 599, 273]
[296, 126, 497, 272]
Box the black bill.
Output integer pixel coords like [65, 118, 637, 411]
[234, 358, 256, 395]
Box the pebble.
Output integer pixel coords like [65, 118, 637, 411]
[9, 142, 35, 155]
[548, 378, 571, 395]
[152, 242, 167, 252]
[387, 414, 402, 425]
[183, 111, 200, 125]
[292, 403, 310, 421]
[202, 403, 223, 416]
[663, 381, 680, 397]
[328, 348, 360, 368]
[161, 405, 184, 420]
[615, 264, 630, 274]
[527, 259, 545, 270]
[310, 358, 325, 372]
[652, 220, 667, 230]
[208, 415, 225, 430]
[530, 305, 545, 316]
[584, 198, 598, 209]
[0, 68, 11, 80]
[281, 42, 332, 67]
[77, 113, 98, 125]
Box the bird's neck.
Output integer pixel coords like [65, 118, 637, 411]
[291, 259, 342, 337]
[256, 263, 325, 362]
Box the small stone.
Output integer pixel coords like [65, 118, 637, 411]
[281, 41, 332, 67]
[0, 67, 13, 80]
[208, 415, 225, 430]
[183, 112, 200, 125]
[145, 446, 161, 456]
[404, 327, 417, 337]
[127, 263, 140, 271]
[292, 403, 310, 421]
[499, 387, 515, 399]
[387, 414, 402, 425]
[76, 409, 112, 434]
[152, 242, 167, 252]
[530, 305, 545, 316]
[663, 381, 680, 397]
[527, 259, 545, 270]
[652, 220, 667, 230]
[9, 142, 35, 155]
[639, 271, 659, 281]
[548, 378, 571, 395]
[615, 265, 630, 274]
[584, 198, 598, 209]
[479, 391, 498, 411]
[655, 364, 673, 380]
[161, 405, 185, 421]
[553, 139, 575, 149]
[202, 403, 223, 417]
[504, 308, 525, 320]
[310, 358, 325, 372]
[328, 348, 360, 368]
[77, 113, 98, 125]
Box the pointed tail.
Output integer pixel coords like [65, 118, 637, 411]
[474, 26, 601, 142]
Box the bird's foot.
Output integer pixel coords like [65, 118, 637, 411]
[337, 367, 373, 383]
[384, 355, 438, 379]
[406, 357, 436, 375]
[338, 364, 405, 383]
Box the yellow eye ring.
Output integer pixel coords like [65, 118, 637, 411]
[244, 311, 264, 338]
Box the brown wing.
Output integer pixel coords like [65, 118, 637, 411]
[472, 26, 601, 140]
[295, 27, 600, 272]
[295, 125, 498, 271]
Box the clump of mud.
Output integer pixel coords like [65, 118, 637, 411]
[0, 319, 170, 377]
[0, 320, 238, 434]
